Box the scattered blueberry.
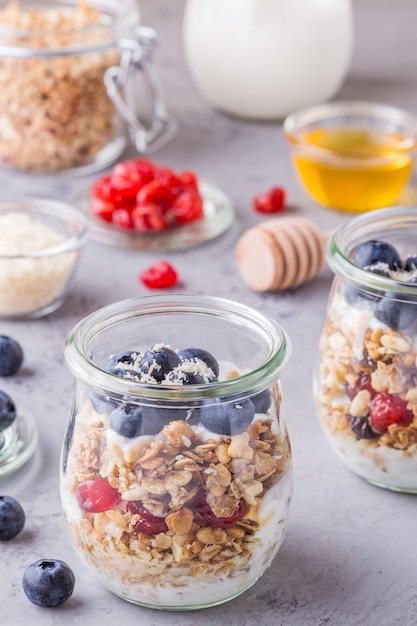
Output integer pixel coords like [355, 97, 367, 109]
[22, 559, 75, 607]
[251, 389, 272, 414]
[374, 293, 417, 331]
[0, 390, 16, 432]
[139, 346, 181, 382]
[0, 495, 25, 540]
[353, 240, 401, 271]
[199, 397, 255, 435]
[178, 348, 219, 378]
[0, 335, 23, 376]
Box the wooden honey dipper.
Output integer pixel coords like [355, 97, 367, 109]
[236, 216, 327, 292]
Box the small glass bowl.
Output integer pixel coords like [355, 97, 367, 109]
[283, 101, 417, 213]
[0, 199, 89, 319]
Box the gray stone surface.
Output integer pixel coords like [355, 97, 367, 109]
[1, 1, 417, 624]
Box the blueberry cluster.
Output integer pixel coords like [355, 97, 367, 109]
[91, 345, 272, 437]
[346, 239, 417, 331]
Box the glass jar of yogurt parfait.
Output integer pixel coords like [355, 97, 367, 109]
[61, 294, 293, 609]
[314, 206, 417, 492]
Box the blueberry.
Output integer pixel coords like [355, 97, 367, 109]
[178, 348, 220, 378]
[251, 389, 272, 413]
[110, 404, 143, 437]
[22, 559, 75, 607]
[110, 402, 177, 437]
[405, 255, 417, 271]
[374, 293, 417, 331]
[349, 415, 379, 440]
[199, 398, 255, 435]
[0, 335, 23, 376]
[0, 495, 25, 540]
[167, 368, 207, 385]
[139, 346, 181, 382]
[353, 240, 401, 271]
[0, 390, 16, 432]
[89, 391, 117, 414]
[105, 350, 140, 371]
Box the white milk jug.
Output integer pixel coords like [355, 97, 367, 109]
[183, 0, 354, 120]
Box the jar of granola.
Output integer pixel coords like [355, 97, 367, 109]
[314, 206, 417, 492]
[61, 294, 293, 609]
[0, 0, 176, 173]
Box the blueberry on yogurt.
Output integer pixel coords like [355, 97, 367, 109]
[0, 495, 25, 540]
[199, 397, 255, 436]
[139, 346, 181, 382]
[22, 559, 75, 607]
[178, 348, 219, 379]
[353, 240, 401, 271]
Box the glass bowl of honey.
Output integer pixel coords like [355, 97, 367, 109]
[283, 101, 417, 213]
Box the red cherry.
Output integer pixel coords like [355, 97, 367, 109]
[113, 159, 155, 185]
[179, 170, 199, 190]
[90, 197, 114, 222]
[253, 187, 286, 214]
[346, 373, 376, 400]
[132, 203, 171, 232]
[369, 392, 414, 434]
[136, 180, 173, 212]
[171, 189, 204, 224]
[194, 490, 246, 528]
[111, 207, 134, 229]
[91, 175, 114, 201]
[76, 478, 121, 513]
[126, 501, 168, 535]
[139, 261, 179, 289]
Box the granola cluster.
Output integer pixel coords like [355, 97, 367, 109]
[62, 396, 290, 593]
[0, 1, 118, 171]
[318, 294, 417, 453]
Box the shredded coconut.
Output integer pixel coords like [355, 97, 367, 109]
[0, 212, 77, 316]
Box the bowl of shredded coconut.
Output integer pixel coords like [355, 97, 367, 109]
[0, 199, 89, 318]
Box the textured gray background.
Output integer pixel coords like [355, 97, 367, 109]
[1, 1, 417, 624]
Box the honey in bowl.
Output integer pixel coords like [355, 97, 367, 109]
[292, 127, 415, 212]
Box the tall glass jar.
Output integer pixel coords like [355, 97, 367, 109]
[0, 0, 176, 174]
[314, 206, 417, 492]
[61, 294, 293, 609]
[183, 0, 354, 120]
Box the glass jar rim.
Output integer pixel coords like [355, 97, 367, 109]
[0, 0, 139, 56]
[64, 294, 292, 400]
[327, 205, 417, 295]
[283, 100, 417, 166]
[0, 198, 89, 259]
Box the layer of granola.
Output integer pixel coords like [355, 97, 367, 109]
[61, 397, 292, 606]
[316, 292, 417, 489]
[0, 1, 119, 171]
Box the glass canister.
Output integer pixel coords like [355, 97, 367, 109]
[314, 206, 417, 492]
[182, 0, 354, 120]
[61, 294, 293, 610]
[0, 0, 176, 174]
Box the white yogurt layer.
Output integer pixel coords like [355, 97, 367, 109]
[62, 470, 293, 608]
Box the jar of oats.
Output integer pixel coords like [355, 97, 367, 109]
[0, 0, 176, 173]
[314, 206, 417, 493]
[61, 294, 293, 609]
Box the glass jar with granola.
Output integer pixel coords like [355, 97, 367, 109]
[314, 206, 417, 492]
[61, 294, 293, 609]
[0, 0, 176, 174]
